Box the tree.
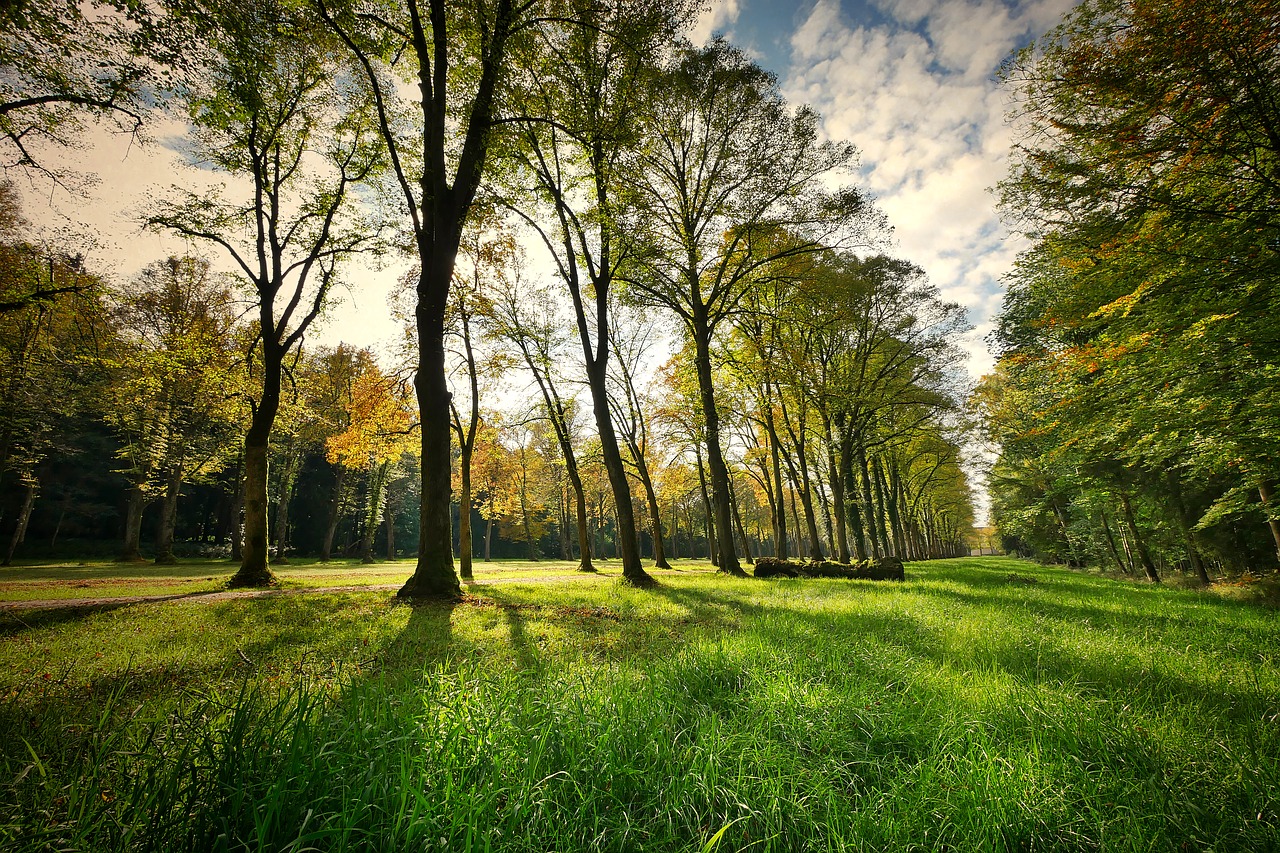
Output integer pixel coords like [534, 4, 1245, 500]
[0, 220, 110, 564]
[489, 276, 596, 571]
[624, 40, 871, 575]
[500, 0, 699, 586]
[107, 256, 242, 564]
[989, 0, 1280, 576]
[0, 0, 179, 190]
[150, 0, 382, 586]
[318, 0, 548, 599]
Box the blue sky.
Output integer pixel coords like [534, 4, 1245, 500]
[692, 0, 1079, 377]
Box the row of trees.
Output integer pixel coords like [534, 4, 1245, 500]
[980, 0, 1280, 581]
[1, 0, 976, 592]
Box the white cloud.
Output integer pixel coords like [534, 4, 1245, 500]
[689, 0, 743, 45]
[783, 0, 1075, 380]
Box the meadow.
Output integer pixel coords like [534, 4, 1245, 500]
[1, 557, 1276, 852]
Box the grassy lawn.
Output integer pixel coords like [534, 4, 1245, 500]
[1, 557, 1277, 851]
[0, 557, 649, 602]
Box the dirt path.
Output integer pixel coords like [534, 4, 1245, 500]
[0, 569, 710, 612]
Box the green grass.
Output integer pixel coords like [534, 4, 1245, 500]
[0, 557, 647, 602]
[2, 557, 1277, 851]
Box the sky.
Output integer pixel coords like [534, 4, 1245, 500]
[23, 0, 1077, 381]
[689, 0, 1079, 379]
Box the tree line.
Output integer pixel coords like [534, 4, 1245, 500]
[0, 0, 976, 592]
[980, 0, 1280, 581]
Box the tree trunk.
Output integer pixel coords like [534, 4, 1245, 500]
[567, 463, 594, 572]
[1099, 510, 1128, 574]
[3, 479, 36, 566]
[730, 478, 754, 564]
[485, 512, 494, 562]
[691, 315, 742, 575]
[230, 342, 283, 588]
[118, 482, 147, 562]
[401, 313, 461, 598]
[825, 417, 849, 562]
[458, 452, 474, 579]
[857, 444, 881, 558]
[321, 465, 348, 562]
[839, 426, 867, 560]
[636, 453, 671, 569]
[154, 466, 181, 565]
[1118, 491, 1160, 583]
[273, 455, 298, 564]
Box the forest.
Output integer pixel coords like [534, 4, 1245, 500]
[0, 0, 976, 591]
[979, 0, 1280, 583]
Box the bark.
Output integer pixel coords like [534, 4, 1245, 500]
[154, 466, 181, 565]
[857, 444, 881, 558]
[230, 340, 282, 588]
[871, 456, 893, 558]
[3, 480, 36, 566]
[1099, 510, 1128, 574]
[401, 313, 461, 599]
[458, 454, 475, 579]
[730, 479, 754, 564]
[823, 416, 849, 562]
[691, 312, 743, 575]
[484, 514, 494, 562]
[118, 482, 146, 562]
[838, 425, 867, 560]
[635, 454, 671, 569]
[273, 454, 299, 564]
[695, 444, 716, 564]
[1118, 491, 1160, 583]
[763, 399, 788, 558]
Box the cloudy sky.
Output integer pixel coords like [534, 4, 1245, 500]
[692, 0, 1078, 377]
[25, 0, 1077, 381]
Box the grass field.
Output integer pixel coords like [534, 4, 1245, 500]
[2, 557, 1277, 851]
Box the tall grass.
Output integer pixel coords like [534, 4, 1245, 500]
[2, 557, 1277, 851]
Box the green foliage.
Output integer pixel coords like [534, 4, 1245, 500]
[986, 0, 1280, 575]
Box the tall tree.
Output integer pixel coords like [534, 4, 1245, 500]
[108, 256, 242, 564]
[150, 1, 382, 586]
[501, 0, 699, 586]
[624, 40, 871, 575]
[318, 0, 548, 598]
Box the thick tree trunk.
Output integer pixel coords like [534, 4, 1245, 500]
[3, 480, 36, 566]
[695, 445, 716, 564]
[824, 418, 849, 562]
[692, 316, 742, 575]
[230, 340, 283, 588]
[1118, 491, 1160, 583]
[402, 314, 461, 598]
[118, 482, 147, 562]
[154, 467, 181, 565]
